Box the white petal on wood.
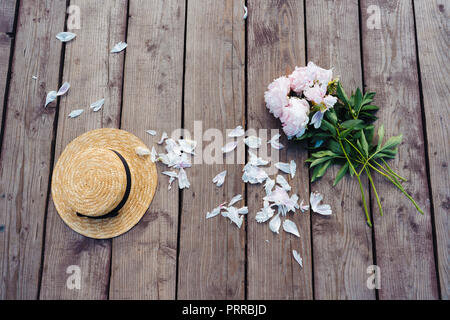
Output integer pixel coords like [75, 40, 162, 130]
[212, 170, 227, 187]
[45, 91, 57, 107]
[228, 125, 245, 137]
[57, 82, 70, 96]
[282, 219, 300, 237]
[276, 175, 291, 192]
[221, 141, 238, 153]
[68, 109, 83, 118]
[310, 191, 332, 215]
[244, 136, 262, 148]
[56, 32, 76, 42]
[290, 159, 297, 178]
[292, 250, 303, 268]
[228, 194, 242, 206]
[157, 132, 168, 144]
[111, 41, 127, 53]
[269, 213, 281, 234]
[90, 98, 105, 112]
[146, 130, 157, 136]
[135, 146, 151, 156]
[275, 162, 291, 174]
[178, 168, 190, 189]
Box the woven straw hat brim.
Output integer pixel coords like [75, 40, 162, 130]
[51, 128, 157, 239]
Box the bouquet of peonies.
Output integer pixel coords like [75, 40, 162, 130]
[265, 62, 423, 226]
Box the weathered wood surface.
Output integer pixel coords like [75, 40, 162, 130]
[40, 0, 127, 299]
[0, 0, 447, 300]
[306, 0, 375, 299]
[177, 0, 246, 299]
[109, 0, 185, 299]
[0, 0, 66, 299]
[247, 0, 313, 299]
[0, 0, 16, 133]
[0, 0, 17, 33]
[413, 0, 448, 299]
[361, 0, 439, 299]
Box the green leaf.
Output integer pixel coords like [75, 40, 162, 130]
[333, 162, 349, 186]
[361, 104, 379, 111]
[328, 140, 343, 154]
[362, 92, 376, 106]
[310, 156, 332, 168]
[376, 125, 384, 151]
[354, 88, 363, 113]
[326, 108, 338, 125]
[320, 119, 336, 136]
[364, 125, 375, 146]
[336, 81, 350, 107]
[360, 130, 369, 157]
[381, 134, 402, 151]
[341, 119, 364, 130]
[311, 150, 337, 158]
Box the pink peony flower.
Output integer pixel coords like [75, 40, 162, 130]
[304, 84, 326, 105]
[264, 76, 291, 118]
[289, 66, 314, 93]
[279, 97, 310, 138]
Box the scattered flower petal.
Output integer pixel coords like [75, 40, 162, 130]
[45, 91, 57, 107]
[150, 146, 158, 163]
[68, 109, 83, 118]
[242, 165, 268, 184]
[300, 200, 309, 212]
[90, 98, 105, 112]
[222, 207, 243, 228]
[178, 139, 197, 154]
[57, 82, 70, 96]
[146, 130, 157, 136]
[158, 132, 168, 144]
[264, 187, 299, 216]
[229, 125, 245, 137]
[222, 141, 238, 153]
[248, 151, 269, 166]
[244, 136, 262, 149]
[292, 250, 303, 268]
[32, 75, 38, 80]
[290, 160, 296, 178]
[237, 206, 248, 214]
[269, 213, 281, 234]
[135, 146, 151, 156]
[276, 175, 291, 191]
[310, 191, 332, 215]
[206, 205, 223, 219]
[255, 204, 275, 223]
[283, 219, 300, 237]
[228, 194, 242, 206]
[111, 41, 127, 53]
[268, 133, 284, 150]
[212, 170, 227, 187]
[178, 168, 190, 189]
[243, 5, 248, 19]
[264, 177, 275, 195]
[275, 162, 291, 175]
[56, 32, 76, 42]
[162, 171, 178, 190]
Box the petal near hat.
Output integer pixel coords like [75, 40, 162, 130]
[51, 128, 157, 239]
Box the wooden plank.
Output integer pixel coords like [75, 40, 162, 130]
[0, 0, 66, 300]
[109, 0, 185, 299]
[306, 0, 375, 299]
[360, 0, 439, 299]
[0, 0, 17, 33]
[414, 0, 449, 300]
[177, 0, 246, 299]
[247, 0, 313, 299]
[0, 32, 11, 140]
[39, 0, 127, 299]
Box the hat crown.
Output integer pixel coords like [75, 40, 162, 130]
[62, 148, 128, 217]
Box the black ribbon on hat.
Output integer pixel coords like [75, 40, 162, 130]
[76, 150, 132, 219]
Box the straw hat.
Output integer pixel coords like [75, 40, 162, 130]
[51, 128, 157, 239]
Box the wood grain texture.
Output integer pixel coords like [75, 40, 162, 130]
[0, 32, 11, 141]
[361, 0, 439, 299]
[39, 0, 127, 299]
[0, 0, 17, 33]
[414, 0, 449, 299]
[0, 0, 66, 299]
[247, 0, 313, 299]
[306, 0, 375, 300]
[177, 0, 246, 299]
[109, 0, 185, 299]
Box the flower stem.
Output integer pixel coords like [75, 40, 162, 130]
[367, 162, 424, 214]
[380, 158, 407, 182]
[365, 167, 383, 217]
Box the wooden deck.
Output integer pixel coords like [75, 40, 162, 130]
[0, 0, 447, 300]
